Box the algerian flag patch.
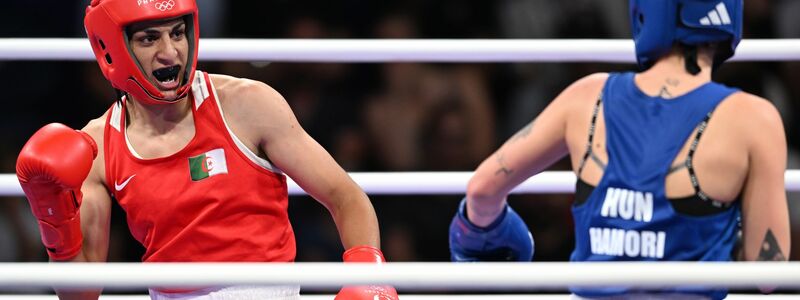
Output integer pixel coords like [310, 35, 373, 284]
[189, 148, 228, 181]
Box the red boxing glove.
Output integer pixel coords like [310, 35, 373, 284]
[335, 246, 399, 300]
[16, 123, 97, 260]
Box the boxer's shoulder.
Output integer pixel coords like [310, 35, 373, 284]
[713, 91, 782, 137]
[82, 113, 107, 139]
[208, 73, 284, 107]
[558, 72, 609, 107]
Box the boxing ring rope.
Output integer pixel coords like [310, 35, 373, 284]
[1, 170, 799, 196]
[1, 297, 799, 300]
[1, 39, 800, 62]
[3, 39, 800, 299]
[0, 262, 799, 290]
[1, 38, 798, 195]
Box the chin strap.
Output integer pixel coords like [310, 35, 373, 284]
[683, 45, 701, 76]
[114, 88, 126, 104]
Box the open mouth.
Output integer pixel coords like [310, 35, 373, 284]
[152, 65, 182, 89]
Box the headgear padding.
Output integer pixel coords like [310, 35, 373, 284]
[630, 0, 742, 70]
[85, 0, 199, 105]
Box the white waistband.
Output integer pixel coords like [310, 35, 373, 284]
[149, 285, 301, 300]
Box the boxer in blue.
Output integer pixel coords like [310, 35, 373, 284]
[449, 1, 790, 299]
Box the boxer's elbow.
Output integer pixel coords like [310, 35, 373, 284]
[466, 175, 505, 205]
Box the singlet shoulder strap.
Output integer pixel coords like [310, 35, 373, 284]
[577, 95, 606, 176]
[684, 111, 731, 208]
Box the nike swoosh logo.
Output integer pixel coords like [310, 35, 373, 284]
[115, 174, 136, 191]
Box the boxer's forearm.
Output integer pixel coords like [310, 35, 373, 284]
[53, 253, 102, 300]
[328, 190, 381, 249]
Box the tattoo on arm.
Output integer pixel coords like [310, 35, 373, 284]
[757, 229, 786, 261]
[494, 153, 514, 176]
[510, 121, 534, 142]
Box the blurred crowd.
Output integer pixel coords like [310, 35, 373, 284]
[0, 0, 798, 274]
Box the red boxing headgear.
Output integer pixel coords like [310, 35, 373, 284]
[85, 0, 199, 105]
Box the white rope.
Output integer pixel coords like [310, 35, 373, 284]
[2, 170, 799, 196]
[0, 262, 798, 290]
[1, 39, 799, 62]
[0, 296, 563, 300]
[0, 296, 796, 300]
[0, 296, 565, 300]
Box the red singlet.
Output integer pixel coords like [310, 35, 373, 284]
[104, 71, 296, 263]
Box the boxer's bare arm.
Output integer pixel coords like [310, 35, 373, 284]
[213, 75, 379, 249]
[736, 94, 790, 262]
[54, 117, 112, 300]
[466, 73, 607, 226]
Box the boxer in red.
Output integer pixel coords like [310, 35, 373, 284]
[15, 1, 398, 299]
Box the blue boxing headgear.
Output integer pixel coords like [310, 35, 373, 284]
[630, 0, 742, 70]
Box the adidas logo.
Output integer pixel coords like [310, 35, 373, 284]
[699, 2, 731, 26]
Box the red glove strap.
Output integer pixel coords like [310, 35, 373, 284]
[335, 285, 398, 300]
[337, 246, 399, 300]
[343, 245, 386, 263]
[38, 212, 82, 260]
[22, 183, 84, 261]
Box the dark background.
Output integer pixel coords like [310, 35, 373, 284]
[0, 0, 798, 295]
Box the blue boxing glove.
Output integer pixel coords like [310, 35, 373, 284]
[449, 199, 534, 262]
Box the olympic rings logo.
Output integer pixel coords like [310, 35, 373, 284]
[154, 0, 175, 11]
